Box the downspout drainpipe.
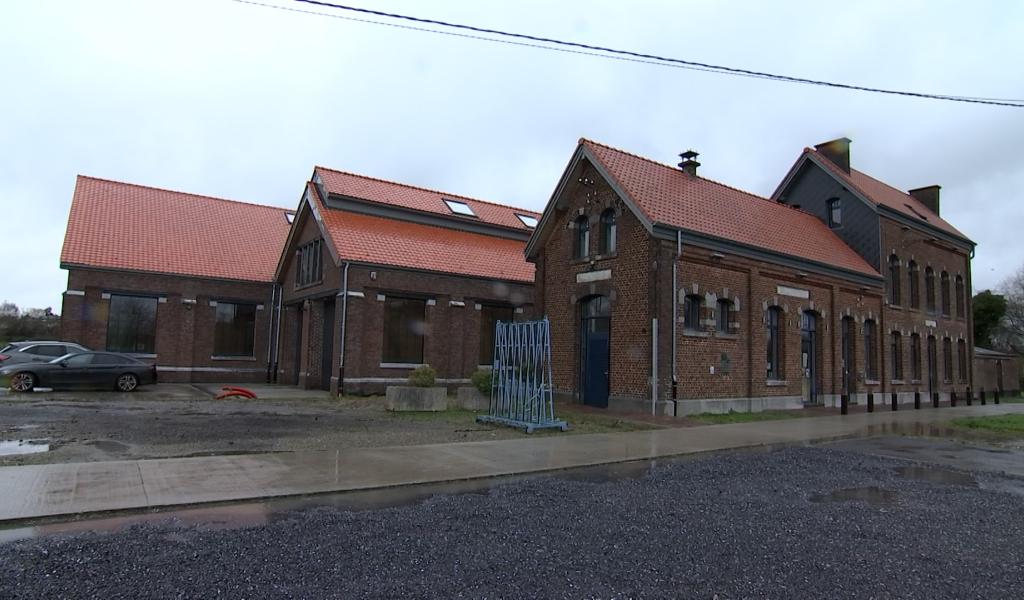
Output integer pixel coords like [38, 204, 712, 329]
[272, 283, 283, 384]
[266, 284, 277, 382]
[672, 231, 682, 402]
[338, 262, 350, 396]
[652, 317, 658, 416]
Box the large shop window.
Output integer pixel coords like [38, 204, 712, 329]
[214, 302, 257, 357]
[383, 297, 426, 364]
[863, 319, 878, 381]
[295, 239, 323, 287]
[106, 295, 157, 354]
[766, 307, 783, 380]
[479, 304, 515, 366]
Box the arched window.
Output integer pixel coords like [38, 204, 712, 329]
[766, 307, 783, 380]
[925, 267, 936, 313]
[910, 333, 921, 381]
[599, 209, 617, 254]
[683, 294, 702, 332]
[940, 271, 951, 316]
[957, 339, 968, 381]
[716, 299, 732, 333]
[908, 261, 920, 309]
[888, 255, 901, 306]
[574, 215, 590, 259]
[863, 320, 878, 380]
[891, 331, 903, 381]
[955, 275, 965, 318]
[943, 337, 953, 382]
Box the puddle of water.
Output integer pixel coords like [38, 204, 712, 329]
[0, 440, 50, 456]
[809, 486, 898, 507]
[897, 466, 978, 487]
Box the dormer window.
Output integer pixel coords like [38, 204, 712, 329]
[443, 199, 476, 217]
[516, 214, 538, 228]
[827, 197, 842, 228]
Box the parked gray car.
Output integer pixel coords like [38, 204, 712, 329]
[0, 341, 90, 366]
[0, 351, 157, 392]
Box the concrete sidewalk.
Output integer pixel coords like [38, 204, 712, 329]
[2, 404, 1022, 523]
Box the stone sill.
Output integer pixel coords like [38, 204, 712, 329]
[682, 330, 709, 338]
[380, 362, 425, 369]
[211, 356, 257, 362]
[864, 380, 881, 386]
[765, 380, 788, 387]
[891, 380, 905, 385]
[715, 333, 739, 340]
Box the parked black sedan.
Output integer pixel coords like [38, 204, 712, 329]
[0, 352, 157, 392]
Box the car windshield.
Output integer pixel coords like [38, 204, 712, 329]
[0, 344, 13, 353]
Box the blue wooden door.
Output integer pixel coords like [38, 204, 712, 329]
[580, 296, 610, 408]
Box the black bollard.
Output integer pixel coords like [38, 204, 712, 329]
[867, 392, 874, 412]
[891, 392, 898, 411]
[914, 391, 921, 410]
[951, 391, 957, 407]
[966, 386, 972, 406]
[981, 388, 987, 405]
[932, 392, 940, 408]
[841, 394, 849, 415]
[995, 390, 1001, 404]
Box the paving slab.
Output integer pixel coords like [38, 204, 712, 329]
[1, 403, 1021, 523]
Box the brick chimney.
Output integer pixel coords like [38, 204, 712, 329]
[814, 137, 851, 173]
[678, 150, 700, 176]
[908, 185, 941, 216]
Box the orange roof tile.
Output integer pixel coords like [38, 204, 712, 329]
[61, 176, 292, 282]
[581, 140, 880, 278]
[805, 148, 970, 240]
[315, 166, 539, 231]
[314, 202, 534, 283]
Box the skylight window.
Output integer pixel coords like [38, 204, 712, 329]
[284, 211, 296, 224]
[516, 214, 538, 228]
[443, 199, 476, 217]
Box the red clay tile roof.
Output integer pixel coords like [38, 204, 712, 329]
[315, 166, 540, 231]
[61, 176, 292, 282]
[802, 148, 970, 241]
[310, 186, 534, 282]
[581, 140, 880, 278]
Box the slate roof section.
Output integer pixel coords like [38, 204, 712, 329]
[580, 139, 880, 278]
[307, 184, 534, 283]
[804, 148, 971, 242]
[61, 176, 292, 282]
[314, 166, 540, 231]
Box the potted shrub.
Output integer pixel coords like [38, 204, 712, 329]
[385, 365, 447, 411]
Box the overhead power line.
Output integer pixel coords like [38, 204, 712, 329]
[237, 0, 1024, 108]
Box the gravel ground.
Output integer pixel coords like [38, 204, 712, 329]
[2, 445, 1022, 599]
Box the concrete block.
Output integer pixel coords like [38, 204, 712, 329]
[385, 386, 448, 411]
[454, 387, 489, 411]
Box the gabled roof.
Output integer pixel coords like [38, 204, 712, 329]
[795, 147, 972, 243]
[314, 166, 540, 232]
[575, 139, 879, 278]
[61, 176, 292, 283]
[307, 184, 534, 283]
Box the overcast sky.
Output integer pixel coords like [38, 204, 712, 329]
[2, 0, 1022, 312]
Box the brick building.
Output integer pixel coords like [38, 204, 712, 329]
[527, 138, 974, 415]
[973, 347, 1020, 398]
[60, 176, 291, 382]
[274, 167, 537, 394]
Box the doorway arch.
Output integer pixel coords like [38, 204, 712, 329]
[579, 295, 611, 408]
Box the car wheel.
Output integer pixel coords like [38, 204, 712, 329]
[116, 373, 139, 392]
[10, 372, 35, 393]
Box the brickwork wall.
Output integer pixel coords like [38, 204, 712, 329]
[60, 268, 274, 382]
[974, 355, 1020, 395]
[879, 217, 972, 399]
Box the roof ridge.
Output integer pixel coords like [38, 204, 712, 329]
[314, 165, 541, 216]
[76, 175, 293, 212]
[580, 138, 779, 206]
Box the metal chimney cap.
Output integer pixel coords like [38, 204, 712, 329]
[679, 150, 699, 161]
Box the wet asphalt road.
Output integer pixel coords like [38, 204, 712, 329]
[1, 442, 1023, 599]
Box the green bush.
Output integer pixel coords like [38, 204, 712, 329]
[470, 368, 492, 395]
[408, 365, 437, 387]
